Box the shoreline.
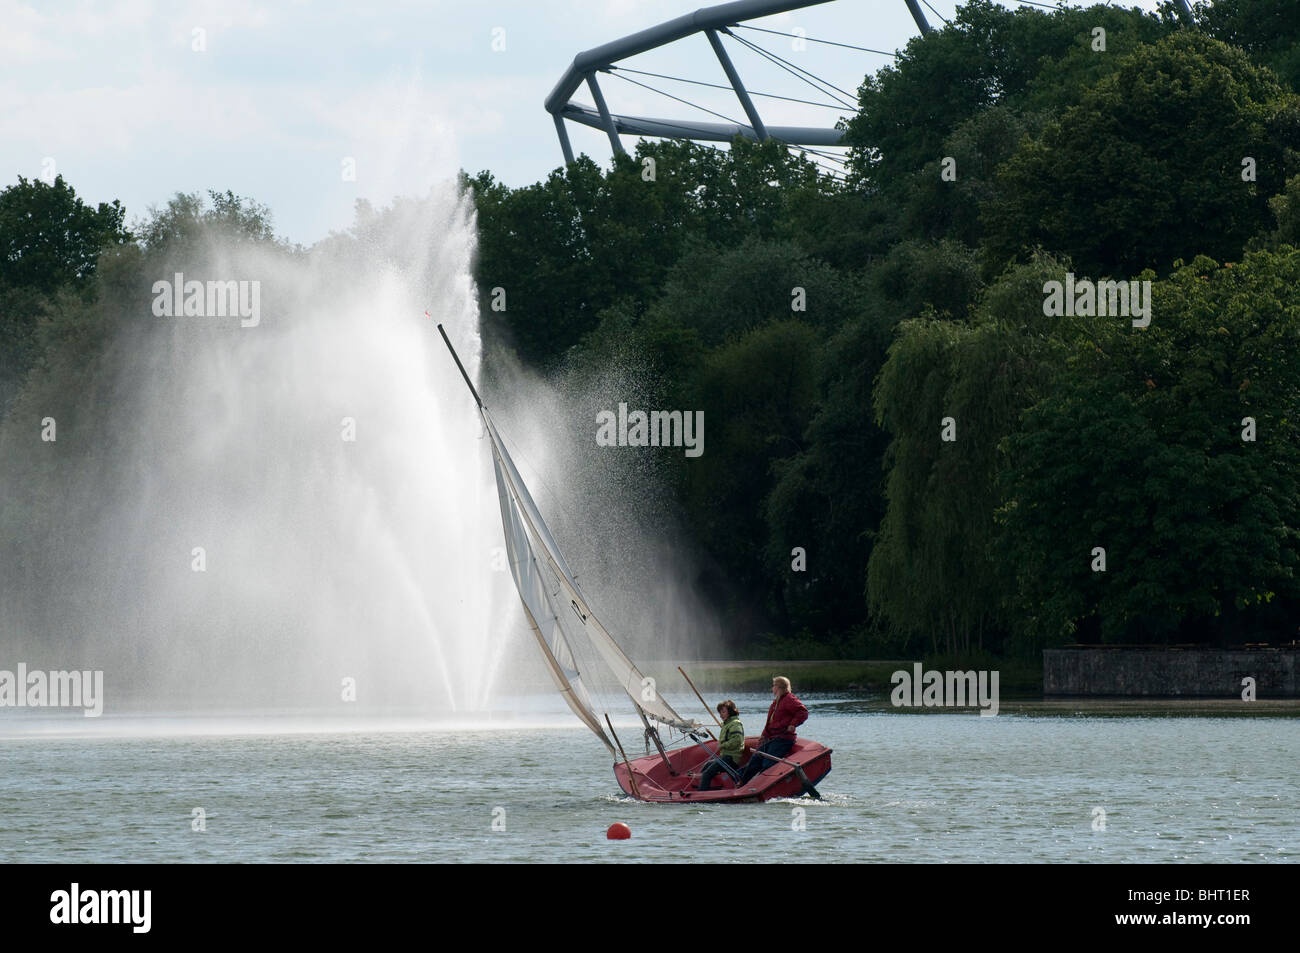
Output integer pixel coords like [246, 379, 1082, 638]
[671, 659, 1300, 710]
[672, 659, 1041, 694]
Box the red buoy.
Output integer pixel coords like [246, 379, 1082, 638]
[606, 822, 631, 840]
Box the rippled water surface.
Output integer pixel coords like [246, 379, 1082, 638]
[1, 693, 1294, 863]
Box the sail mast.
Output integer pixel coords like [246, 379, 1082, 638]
[437, 323, 483, 408]
[438, 325, 615, 754]
[480, 411, 696, 733]
[437, 324, 695, 752]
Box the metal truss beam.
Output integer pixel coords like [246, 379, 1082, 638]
[903, 0, 932, 34]
[706, 28, 768, 141]
[546, 0, 838, 161]
[559, 103, 843, 146]
[550, 1, 1152, 164]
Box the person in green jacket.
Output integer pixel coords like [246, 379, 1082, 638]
[696, 700, 744, 790]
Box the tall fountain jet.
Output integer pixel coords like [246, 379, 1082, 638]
[0, 186, 514, 715]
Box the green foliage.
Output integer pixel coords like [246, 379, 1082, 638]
[772, 174, 880, 269]
[999, 250, 1300, 645]
[764, 304, 897, 639]
[867, 255, 1072, 655]
[0, 283, 50, 412]
[843, 1, 1169, 189]
[1197, 0, 1300, 91]
[0, 186, 275, 417]
[0, 175, 130, 295]
[868, 317, 963, 650]
[983, 32, 1299, 277]
[872, 238, 983, 320]
[680, 320, 821, 634]
[0, 175, 131, 411]
[1254, 172, 1300, 248]
[650, 236, 860, 346]
[11, 1, 1300, 661]
[900, 106, 1049, 246]
[137, 189, 279, 256]
[469, 138, 827, 366]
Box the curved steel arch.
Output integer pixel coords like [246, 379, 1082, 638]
[545, 0, 1198, 165]
[544, 0, 935, 164]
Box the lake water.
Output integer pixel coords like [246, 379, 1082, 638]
[1, 693, 1295, 863]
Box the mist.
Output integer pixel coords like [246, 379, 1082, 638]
[0, 182, 720, 717]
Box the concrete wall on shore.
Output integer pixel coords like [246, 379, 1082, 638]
[1043, 647, 1299, 697]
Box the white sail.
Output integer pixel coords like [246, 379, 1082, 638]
[482, 408, 696, 741]
[487, 425, 614, 754]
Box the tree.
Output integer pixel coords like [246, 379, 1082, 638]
[1197, 0, 1300, 91]
[764, 302, 896, 643]
[1261, 174, 1300, 247]
[0, 175, 130, 295]
[872, 238, 982, 322]
[137, 189, 278, 253]
[898, 106, 1048, 247]
[469, 138, 829, 367]
[0, 175, 131, 411]
[999, 249, 1300, 645]
[0, 283, 49, 412]
[867, 256, 1069, 655]
[679, 320, 820, 639]
[843, 1, 1168, 190]
[983, 33, 1299, 277]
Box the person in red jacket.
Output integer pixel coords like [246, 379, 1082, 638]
[736, 676, 808, 785]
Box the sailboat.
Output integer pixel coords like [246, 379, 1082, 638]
[438, 325, 832, 802]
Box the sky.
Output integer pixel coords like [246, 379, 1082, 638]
[4, 0, 1167, 245]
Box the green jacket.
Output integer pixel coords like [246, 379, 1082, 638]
[717, 714, 745, 761]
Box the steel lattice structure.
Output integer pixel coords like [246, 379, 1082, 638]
[544, 0, 1196, 165]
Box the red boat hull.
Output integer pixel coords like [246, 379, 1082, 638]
[612, 735, 832, 803]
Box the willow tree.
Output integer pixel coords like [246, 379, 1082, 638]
[867, 257, 1068, 655]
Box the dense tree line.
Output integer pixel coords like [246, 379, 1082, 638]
[4, 1, 1300, 659]
[467, 1, 1300, 657]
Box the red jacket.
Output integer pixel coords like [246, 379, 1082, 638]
[762, 692, 808, 742]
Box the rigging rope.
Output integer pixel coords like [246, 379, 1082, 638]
[589, 60, 854, 185]
[808, 162, 849, 182]
[609, 65, 846, 111]
[727, 28, 861, 102]
[797, 143, 850, 163]
[732, 23, 898, 58]
[603, 68, 746, 127]
[920, 0, 952, 27]
[725, 30, 858, 109]
[491, 418, 594, 561]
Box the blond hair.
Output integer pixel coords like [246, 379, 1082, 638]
[773, 676, 791, 692]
